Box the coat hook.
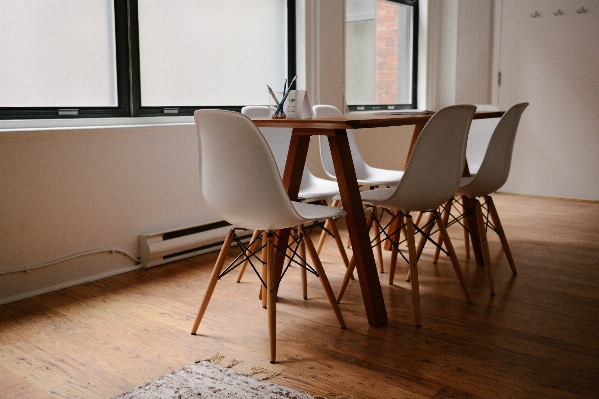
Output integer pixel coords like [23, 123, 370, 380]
[553, 9, 563, 16]
[531, 11, 540, 18]
[577, 6, 587, 14]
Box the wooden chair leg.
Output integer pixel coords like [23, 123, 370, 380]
[316, 199, 334, 254]
[485, 195, 517, 275]
[402, 225, 409, 249]
[261, 232, 268, 307]
[463, 227, 471, 258]
[433, 198, 453, 263]
[299, 225, 346, 329]
[384, 210, 399, 251]
[336, 255, 355, 303]
[236, 229, 261, 283]
[300, 230, 308, 300]
[475, 199, 495, 295]
[316, 201, 352, 277]
[286, 228, 296, 263]
[405, 215, 421, 327]
[389, 213, 404, 285]
[337, 208, 376, 303]
[462, 198, 471, 259]
[316, 219, 329, 254]
[414, 211, 423, 226]
[266, 231, 277, 363]
[191, 229, 235, 335]
[406, 212, 435, 282]
[328, 216, 353, 280]
[435, 211, 473, 304]
[372, 211, 385, 273]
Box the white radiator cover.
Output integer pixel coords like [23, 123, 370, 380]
[140, 221, 248, 268]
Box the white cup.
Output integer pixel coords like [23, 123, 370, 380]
[283, 90, 300, 119]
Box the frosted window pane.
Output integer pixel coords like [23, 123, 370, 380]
[0, 0, 118, 107]
[138, 0, 287, 106]
[346, 0, 413, 106]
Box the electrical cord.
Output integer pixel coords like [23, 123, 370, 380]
[0, 248, 139, 276]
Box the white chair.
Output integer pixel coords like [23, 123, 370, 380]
[237, 106, 350, 291]
[466, 104, 501, 174]
[312, 104, 404, 187]
[336, 105, 477, 327]
[191, 109, 346, 364]
[447, 104, 501, 258]
[434, 103, 529, 296]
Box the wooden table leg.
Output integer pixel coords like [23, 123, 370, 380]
[461, 195, 485, 266]
[459, 162, 485, 267]
[329, 129, 388, 327]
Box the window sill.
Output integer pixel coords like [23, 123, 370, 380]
[0, 116, 195, 132]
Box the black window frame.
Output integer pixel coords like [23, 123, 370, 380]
[0, 0, 296, 120]
[346, 0, 418, 112]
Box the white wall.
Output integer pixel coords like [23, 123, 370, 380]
[0, 121, 217, 304]
[495, 0, 599, 200]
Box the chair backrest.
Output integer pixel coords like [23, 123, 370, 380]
[467, 102, 529, 195]
[241, 106, 291, 176]
[466, 104, 501, 173]
[194, 109, 303, 231]
[386, 105, 477, 212]
[312, 105, 369, 180]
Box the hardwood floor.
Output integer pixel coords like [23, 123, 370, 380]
[1, 193, 599, 398]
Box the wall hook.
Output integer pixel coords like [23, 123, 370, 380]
[553, 9, 563, 16]
[577, 7, 587, 14]
[531, 11, 541, 18]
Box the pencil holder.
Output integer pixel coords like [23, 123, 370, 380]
[268, 91, 286, 118]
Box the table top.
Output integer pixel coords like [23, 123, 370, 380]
[252, 111, 505, 130]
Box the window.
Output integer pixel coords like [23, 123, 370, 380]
[0, 0, 295, 119]
[0, 0, 130, 118]
[345, 0, 417, 111]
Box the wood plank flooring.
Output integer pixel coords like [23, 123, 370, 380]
[1, 193, 599, 398]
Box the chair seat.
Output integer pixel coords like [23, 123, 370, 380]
[457, 175, 475, 190]
[298, 176, 340, 201]
[358, 187, 396, 205]
[456, 174, 486, 197]
[332, 187, 397, 204]
[292, 201, 345, 221]
[357, 169, 404, 187]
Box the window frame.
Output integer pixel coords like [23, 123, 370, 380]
[346, 0, 418, 112]
[0, 0, 296, 120]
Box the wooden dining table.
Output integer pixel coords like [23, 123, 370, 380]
[253, 110, 504, 327]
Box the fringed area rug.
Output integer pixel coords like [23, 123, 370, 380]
[112, 359, 314, 399]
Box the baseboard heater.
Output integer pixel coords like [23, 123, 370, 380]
[140, 221, 251, 268]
